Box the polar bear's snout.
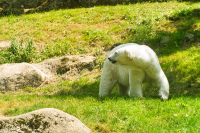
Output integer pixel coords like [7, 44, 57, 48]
[108, 57, 117, 64]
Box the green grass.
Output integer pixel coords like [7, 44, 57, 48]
[0, 38, 37, 63]
[0, 1, 200, 132]
[0, 2, 199, 62]
[1, 76, 200, 132]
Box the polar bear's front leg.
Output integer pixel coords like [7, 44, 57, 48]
[99, 65, 118, 97]
[129, 69, 145, 98]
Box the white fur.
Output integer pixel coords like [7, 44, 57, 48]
[99, 43, 169, 100]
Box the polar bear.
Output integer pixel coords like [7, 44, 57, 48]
[99, 43, 169, 100]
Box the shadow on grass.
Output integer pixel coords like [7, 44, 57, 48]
[120, 8, 200, 57]
[146, 8, 200, 98]
[161, 58, 200, 98]
[45, 63, 200, 101]
[49, 75, 101, 99]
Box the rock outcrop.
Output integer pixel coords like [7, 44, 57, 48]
[0, 40, 11, 50]
[0, 108, 91, 133]
[34, 55, 96, 77]
[0, 62, 48, 91]
[0, 55, 96, 91]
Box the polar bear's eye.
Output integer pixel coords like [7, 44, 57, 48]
[115, 52, 118, 55]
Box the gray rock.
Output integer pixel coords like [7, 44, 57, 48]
[0, 108, 91, 133]
[0, 40, 11, 50]
[0, 63, 48, 91]
[160, 36, 170, 44]
[0, 55, 96, 91]
[185, 33, 194, 41]
[34, 54, 96, 77]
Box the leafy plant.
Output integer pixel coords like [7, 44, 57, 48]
[7, 39, 36, 63]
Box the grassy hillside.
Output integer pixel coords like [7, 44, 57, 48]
[0, 1, 200, 132]
[0, 1, 199, 63]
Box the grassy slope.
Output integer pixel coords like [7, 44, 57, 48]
[0, 1, 200, 132]
[0, 2, 199, 60]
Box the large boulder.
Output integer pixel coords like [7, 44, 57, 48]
[0, 40, 11, 50]
[0, 108, 91, 133]
[0, 62, 48, 91]
[34, 54, 96, 77]
[0, 55, 96, 91]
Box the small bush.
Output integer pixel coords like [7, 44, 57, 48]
[1, 39, 37, 64]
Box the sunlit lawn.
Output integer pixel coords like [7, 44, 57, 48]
[0, 1, 200, 132]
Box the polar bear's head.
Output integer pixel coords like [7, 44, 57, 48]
[108, 48, 131, 66]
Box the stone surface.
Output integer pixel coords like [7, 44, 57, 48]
[0, 55, 96, 91]
[185, 33, 194, 41]
[34, 55, 96, 77]
[0, 40, 11, 50]
[0, 62, 48, 91]
[160, 36, 170, 44]
[0, 108, 91, 133]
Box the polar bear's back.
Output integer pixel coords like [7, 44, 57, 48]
[108, 43, 139, 56]
[109, 43, 160, 67]
[109, 43, 157, 57]
[108, 43, 162, 77]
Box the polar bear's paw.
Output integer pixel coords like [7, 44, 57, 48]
[159, 90, 169, 100]
[160, 95, 168, 101]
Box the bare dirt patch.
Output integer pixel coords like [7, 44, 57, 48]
[0, 41, 11, 50]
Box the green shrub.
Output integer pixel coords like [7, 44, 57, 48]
[0, 39, 37, 64]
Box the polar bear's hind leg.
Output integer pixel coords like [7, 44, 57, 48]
[155, 70, 169, 100]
